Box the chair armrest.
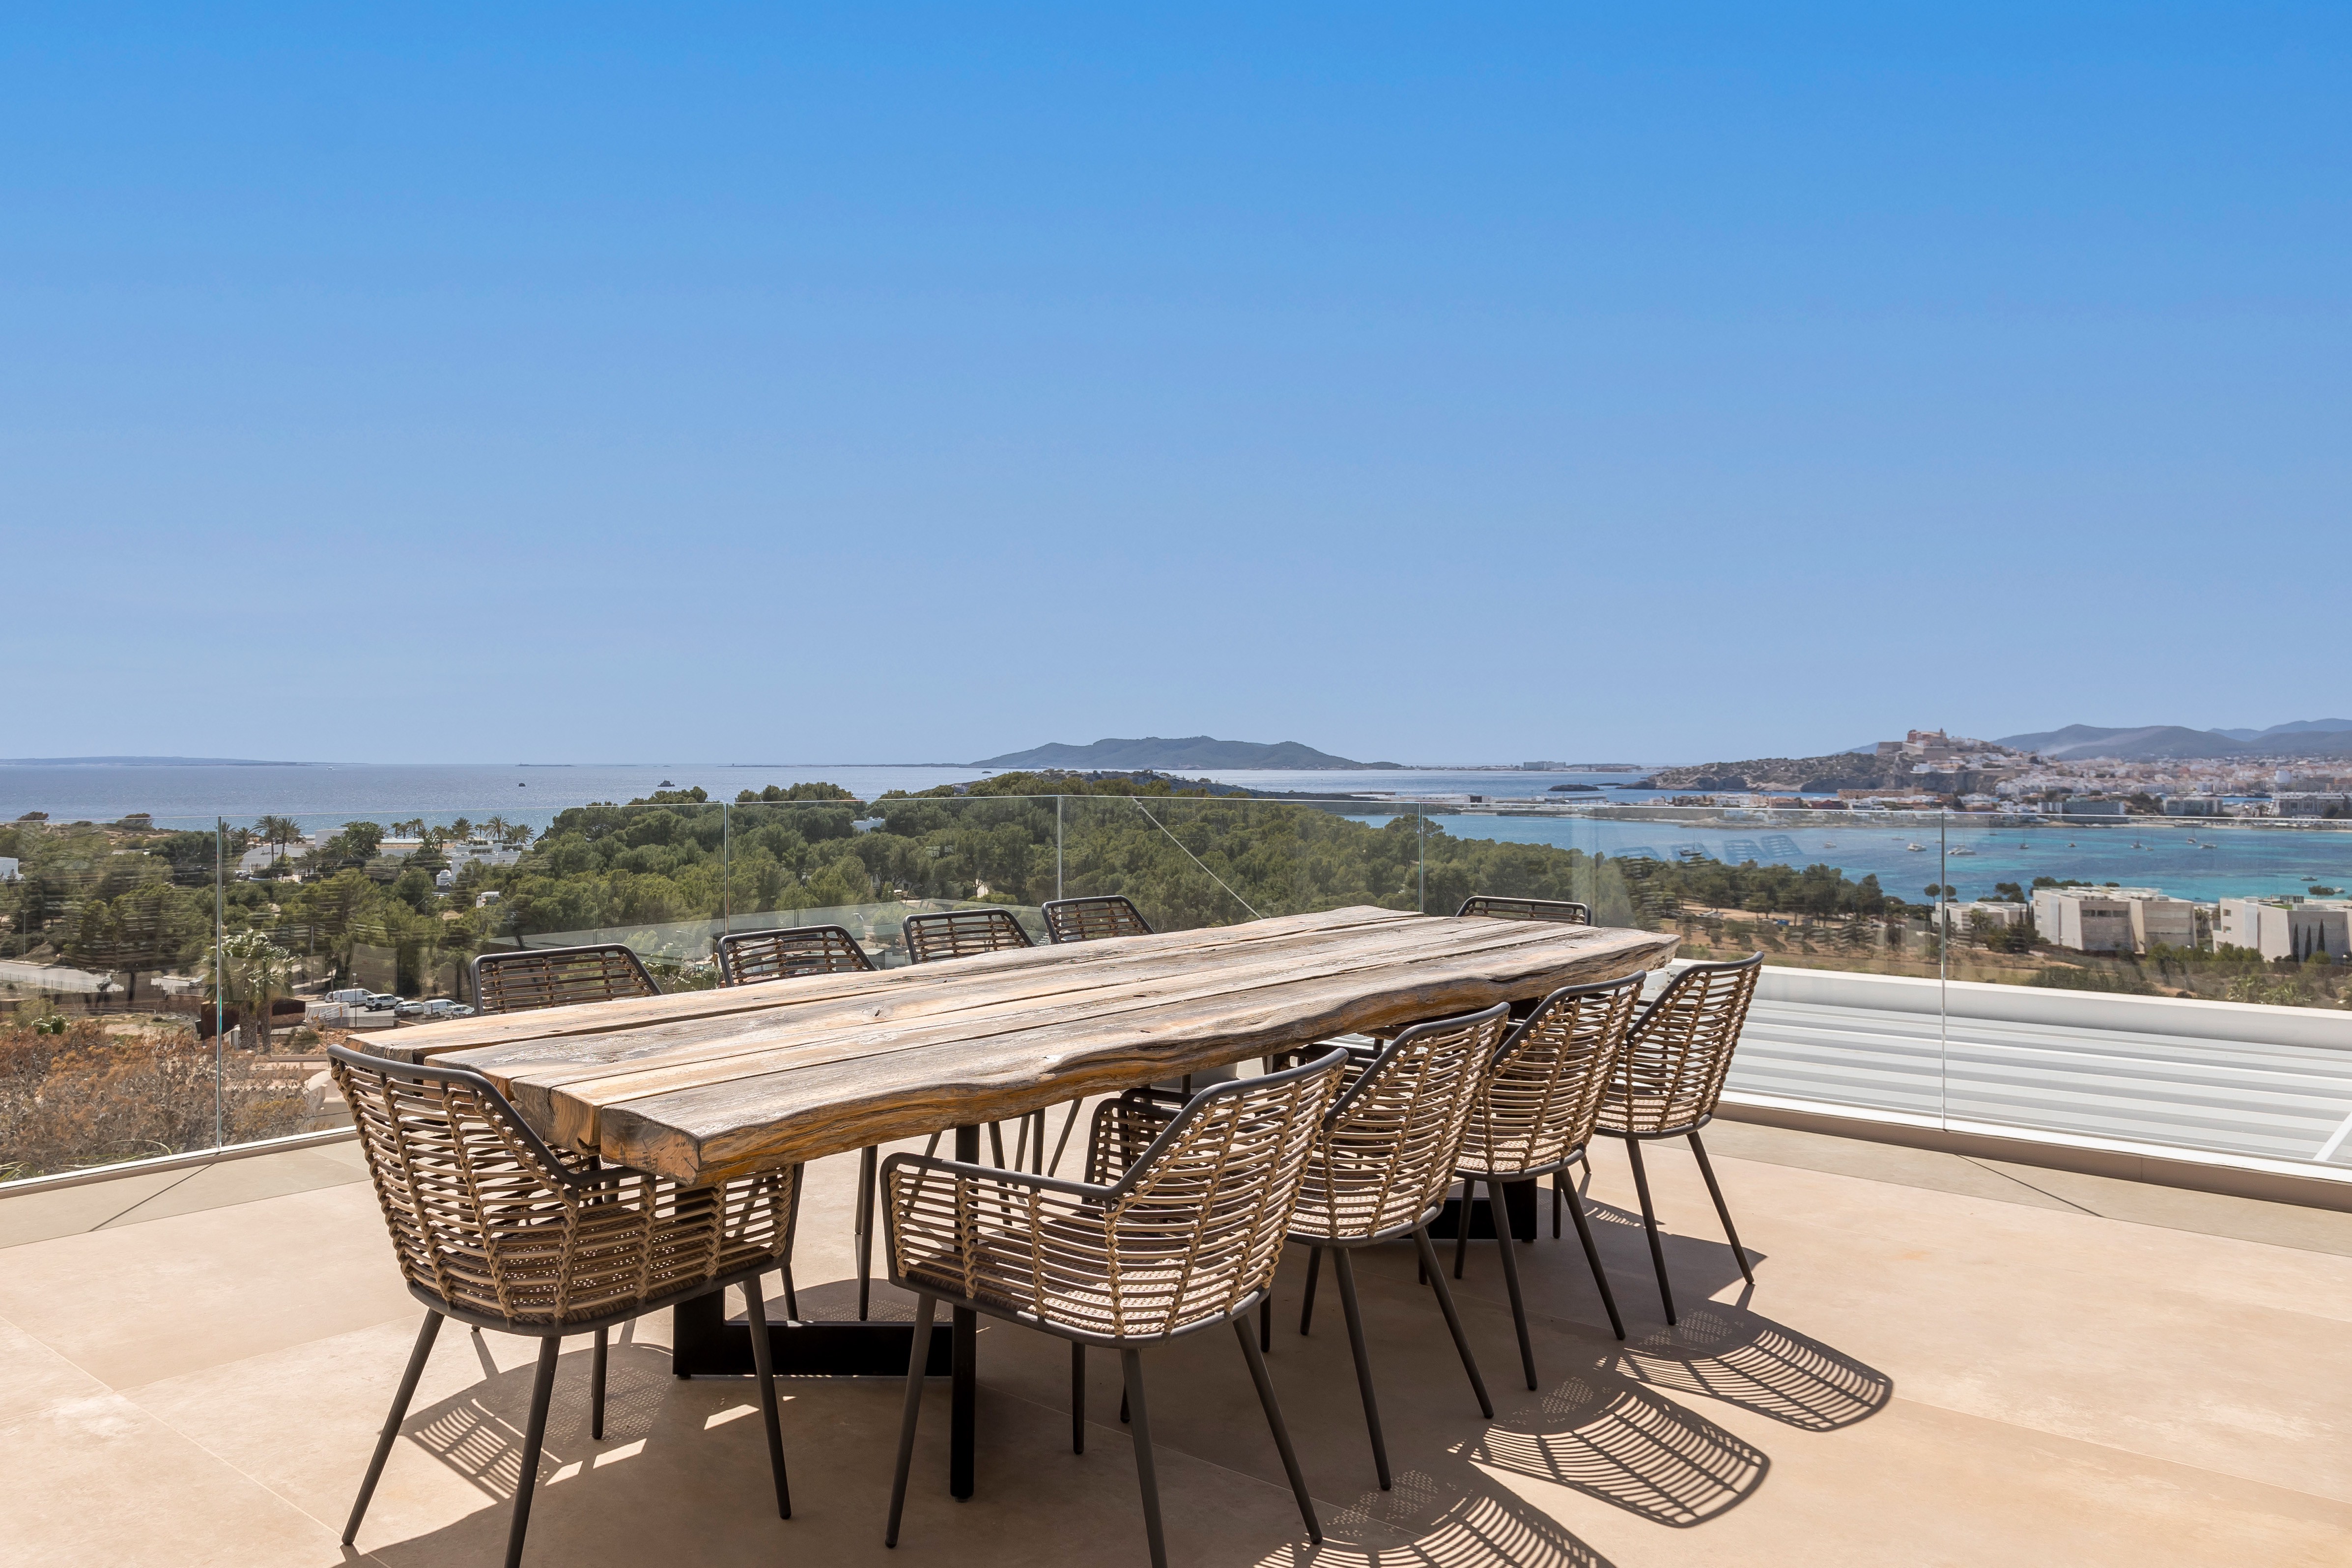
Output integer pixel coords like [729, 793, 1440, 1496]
[880, 1150, 1113, 1206]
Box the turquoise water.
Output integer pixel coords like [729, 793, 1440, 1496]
[1417, 812, 2352, 904]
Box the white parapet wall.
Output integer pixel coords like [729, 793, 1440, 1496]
[1707, 962, 2352, 1200]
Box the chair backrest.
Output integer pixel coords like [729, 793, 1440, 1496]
[1602, 955, 1764, 1135]
[1041, 895, 1154, 943]
[1092, 1050, 1350, 1336]
[902, 907, 1034, 964]
[715, 924, 874, 985]
[1294, 1002, 1512, 1242]
[472, 943, 659, 1015]
[328, 1044, 786, 1327]
[1458, 894, 1592, 926]
[1458, 971, 1646, 1178]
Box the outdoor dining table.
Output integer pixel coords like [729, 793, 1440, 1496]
[380, 904, 1675, 1499]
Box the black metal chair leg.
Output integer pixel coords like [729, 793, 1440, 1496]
[923, 1131, 941, 1159]
[988, 1121, 1006, 1167]
[1484, 1181, 1538, 1392]
[343, 1310, 442, 1544]
[504, 1336, 561, 1568]
[1259, 1292, 1273, 1352]
[1298, 1246, 1322, 1336]
[1552, 1171, 1564, 1240]
[1331, 1248, 1391, 1490]
[1411, 1227, 1493, 1417]
[1622, 1136, 1676, 1325]
[1121, 1348, 1169, 1568]
[1564, 1178, 1627, 1340]
[1048, 1100, 1083, 1176]
[1452, 1180, 1471, 1279]
[1072, 1342, 1086, 1454]
[743, 1280, 791, 1519]
[1232, 1317, 1322, 1544]
[885, 1293, 936, 1547]
[780, 1263, 798, 1322]
[855, 1145, 878, 1320]
[1688, 1130, 1754, 1284]
[590, 1326, 608, 1439]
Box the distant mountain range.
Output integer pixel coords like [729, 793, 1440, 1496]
[973, 737, 1400, 770]
[1995, 720, 2352, 762]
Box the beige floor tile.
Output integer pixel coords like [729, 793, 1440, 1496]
[0, 1181, 418, 1388]
[1703, 1119, 2083, 1211]
[0, 1386, 355, 1568]
[1975, 1158, 2352, 1255]
[0, 1167, 197, 1250]
[0, 1314, 111, 1428]
[99, 1147, 368, 1227]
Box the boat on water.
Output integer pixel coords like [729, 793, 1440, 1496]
[1906, 842, 1926, 852]
[1948, 846, 1977, 856]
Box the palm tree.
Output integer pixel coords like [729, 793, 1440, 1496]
[252, 815, 303, 868]
[207, 930, 297, 1051]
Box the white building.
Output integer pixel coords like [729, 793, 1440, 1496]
[2031, 886, 2198, 954]
[1936, 901, 2034, 936]
[2216, 897, 2352, 961]
[0, 856, 17, 882]
[443, 839, 523, 871]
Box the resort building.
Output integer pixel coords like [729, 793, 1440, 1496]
[2032, 886, 2198, 954]
[2216, 897, 2352, 961]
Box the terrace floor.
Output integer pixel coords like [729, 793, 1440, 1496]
[3, 1115, 2349, 1568]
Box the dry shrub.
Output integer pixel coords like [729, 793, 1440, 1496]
[0, 1019, 314, 1180]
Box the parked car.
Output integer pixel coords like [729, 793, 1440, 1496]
[394, 998, 471, 1020]
[362, 993, 400, 1012]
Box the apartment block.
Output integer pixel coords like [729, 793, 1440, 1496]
[2032, 886, 2198, 954]
[2215, 897, 2352, 961]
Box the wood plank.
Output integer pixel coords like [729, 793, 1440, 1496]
[592, 923, 1675, 1183]
[475, 914, 1613, 1144]
[384, 906, 1419, 1063]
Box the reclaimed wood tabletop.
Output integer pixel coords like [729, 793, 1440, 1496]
[388, 906, 1676, 1186]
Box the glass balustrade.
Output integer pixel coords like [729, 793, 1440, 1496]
[5, 782, 2350, 1184]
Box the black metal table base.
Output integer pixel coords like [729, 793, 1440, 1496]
[670, 1293, 953, 1378]
[1426, 1176, 1537, 1241]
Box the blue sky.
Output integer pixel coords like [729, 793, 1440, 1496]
[4, 5, 2346, 766]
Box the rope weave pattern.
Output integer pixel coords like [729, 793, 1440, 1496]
[1596, 959, 1762, 1137]
[903, 908, 1033, 964]
[333, 1054, 793, 1328]
[1042, 896, 1154, 943]
[715, 924, 874, 983]
[1457, 978, 1643, 1178]
[1290, 1006, 1510, 1243]
[886, 1060, 1344, 1339]
[474, 944, 658, 1015]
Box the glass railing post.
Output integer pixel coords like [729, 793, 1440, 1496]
[1055, 796, 1064, 902]
[212, 816, 226, 1151]
[1417, 801, 1426, 913]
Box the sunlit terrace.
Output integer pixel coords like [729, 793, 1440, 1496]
[5, 1095, 2349, 1567]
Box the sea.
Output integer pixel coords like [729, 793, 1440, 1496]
[5, 760, 2347, 906]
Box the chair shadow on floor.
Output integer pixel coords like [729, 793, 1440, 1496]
[398, 1330, 671, 1504]
[1462, 1367, 1768, 1528]
[1277, 1469, 1624, 1568]
[1611, 1301, 1893, 1431]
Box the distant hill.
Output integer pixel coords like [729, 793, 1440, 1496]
[0, 755, 309, 767]
[973, 737, 1397, 770]
[1995, 725, 2248, 761]
[1645, 751, 1920, 793]
[1992, 720, 2352, 761]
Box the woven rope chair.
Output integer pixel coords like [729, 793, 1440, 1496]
[712, 924, 905, 1319]
[902, 907, 1033, 963]
[328, 1045, 800, 1568]
[1450, 971, 1647, 1388]
[1272, 1003, 1513, 1490]
[902, 907, 1045, 1169]
[1457, 894, 1593, 926]
[471, 943, 659, 1015]
[881, 1051, 1351, 1568]
[714, 924, 872, 984]
[1595, 954, 1765, 1324]
[1041, 894, 1154, 943]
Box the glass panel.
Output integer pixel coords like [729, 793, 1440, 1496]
[1, 809, 228, 1177]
